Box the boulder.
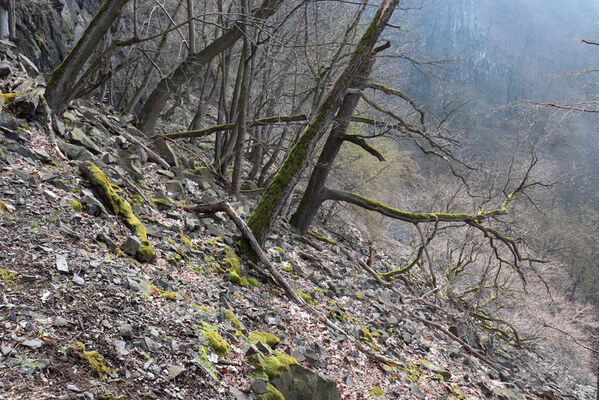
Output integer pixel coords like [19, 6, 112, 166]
[153, 137, 179, 167]
[269, 364, 339, 400]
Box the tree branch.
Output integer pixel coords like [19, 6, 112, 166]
[340, 134, 386, 161]
[157, 113, 309, 139]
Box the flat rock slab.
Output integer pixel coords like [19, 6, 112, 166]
[270, 364, 339, 400]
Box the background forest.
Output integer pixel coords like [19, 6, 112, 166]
[8, 0, 599, 391]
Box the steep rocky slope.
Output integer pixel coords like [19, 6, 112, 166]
[0, 42, 595, 400]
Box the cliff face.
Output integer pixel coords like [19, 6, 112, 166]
[408, 0, 599, 105]
[16, 0, 100, 73]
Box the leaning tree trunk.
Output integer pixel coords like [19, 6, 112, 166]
[135, 0, 284, 133]
[291, 89, 364, 234]
[289, 49, 377, 233]
[45, 0, 129, 112]
[245, 0, 400, 247]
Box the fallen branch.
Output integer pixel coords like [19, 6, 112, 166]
[183, 201, 307, 308]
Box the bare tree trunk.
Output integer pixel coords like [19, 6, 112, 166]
[290, 79, 368, 233]
[187, 0, 197, 53]
[245, 0, 400, 246]
[7, 0, 14, 41]
[45, 0, 129, 112]
[232, 1, 252, 196]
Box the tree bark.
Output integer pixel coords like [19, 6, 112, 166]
[45, 0, 129, 112]
[231, 0, 252, 196]
[289, 44, 379, 233]
[135, 0, 284, 133]
[187, 0, 197, 53]
[245, 0, 400, 247]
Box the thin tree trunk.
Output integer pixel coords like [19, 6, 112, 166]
[231, 0, 252, 196]
[46, 0, 129, 112]
[187, 0, 197, 53]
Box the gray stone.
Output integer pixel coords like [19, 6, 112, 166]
[184, 214, 202, 231]
[21, 339, 43, 349]
[69, 127, 101, 154]
[153, 138, 179, 167]
[270, 364, 339, 400]
[57, 139, 84, 160]
[96, 232, 117, 251]
[114, 339, 129, 357]
[0, 60, 12, 78]
[35, 359, 50, 369]
[56, 254, 69, 273]
[166, 180, 185, 198]
[62, 112, 78, 123]
[230, 387, 251, 400]
[30, 148, 52, 163]
[81, 190, 109, 216]
[420, 360, 451, 381]
[157, 169, 175, 178]
[142, 336, 161, 352]
[121, 236, 141, 256]
[166, 365, 185, 381]
[13, 168, 37, 184]
[72, 274, 85, 285]
[251, 377, 268, 394]
[119, 323, 133, 338]
[1, 344, 11, 355]
[492, 387, 525, 400]
[101, 152, 117, 164]
[53, 316, 68, 327]
[67, 384, 80, 392]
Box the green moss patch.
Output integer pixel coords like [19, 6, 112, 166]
[68, 342, 114, 379]
[249, 331, 280, 348]
[260, 383, 285, 400]
[0, 268, 17, 286]
[226, 270, 250, 287]
[225, 309, 241, 330]
[296, 290, 315, 305]
[79, 162, 155, 262]
[200, 323, 230, 356]
[369, 386, 385, 398]
[69, 199, 82, 212]
[263, 351, 298, 378]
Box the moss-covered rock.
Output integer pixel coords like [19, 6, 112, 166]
[201, 323, 230, 356]
[226, 270, 250, 287]
[249, 331, 280, 348]
[260, 383, 285, 400]
[225, 309, 241, 330]
[296, 290, 315, 305]
[69, 199, 82, 212]
[79, 162, 155, 262]
[0, 268, 17, 286]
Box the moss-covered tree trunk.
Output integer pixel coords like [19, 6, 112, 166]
[135, 0, 284, 133]
[45, 0, 129, 112]
[246, 0, 400, 246]
[289, 47, 381, 233]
